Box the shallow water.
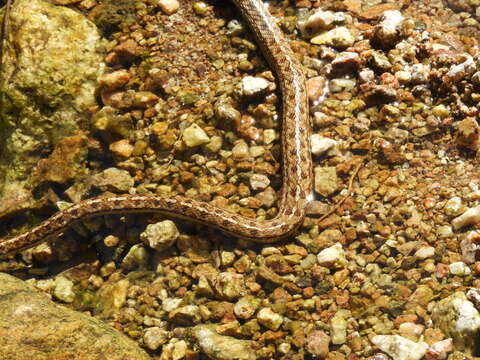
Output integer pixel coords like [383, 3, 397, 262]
[0, 0, 480, 359]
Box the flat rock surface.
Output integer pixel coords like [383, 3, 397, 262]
[0, 273, 151, 360]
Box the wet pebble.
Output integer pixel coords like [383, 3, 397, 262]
[192, 325, 256, 360]
[143, 327, 169, 350]
[306, 10, 336, 32]
[306, 330, 330, 358]
[371, 335, 429, 360]
[241, 76, 270, 97]
[53, 276, 75, 303]
[140, 220, 179, 252]
[121, 244, 149, 270]
[257, 307, 284, 331]
[249, 174, 270, 191]
[109, 139, 134, 158]
[452, 205, 480, 230]
[183, 123, 210, 147]
[234, 295, 261, 320]
[92, 167, 134, 192]
[372, 10, 404, 47]
[157, 0, 180, 15]
[98, 70, 130, 90]
[169, 305, 201, 325]
[317, 243, 346, 269]
[314, 166, 340, 197]
[310, 27, 355, 48]
[432, 292, 480, 352]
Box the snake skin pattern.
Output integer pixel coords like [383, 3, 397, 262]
[0, 0, 312, 255]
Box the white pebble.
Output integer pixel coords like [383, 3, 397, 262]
[452, 205, 480, 230]
[310, 134, 337, 156]
[241, 76, 270, 97]
[158, 0, 180, 14]
[449, 261, 471, 276]
[443, 196, 463, 216]
[329, 78, 356, 92]
[425, 339, 453, 360]
[373, 10, 404, 47]
[446, 56, 476, 83]
[257, 307, 284, 331]
[306, 10, 336, 32]
[317, 243, 346, 269]
[250, 174, 270, 191]
[414, 246, 435, 260]
[310, 27, 355, 48]
[371, 335, 429, 360]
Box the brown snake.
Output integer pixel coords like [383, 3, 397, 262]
[0, 0, 312, 255]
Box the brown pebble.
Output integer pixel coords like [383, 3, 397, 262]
[109, 139, 134, 158]
[306, 76, 326, 102]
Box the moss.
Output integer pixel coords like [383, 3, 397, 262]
[90, 0, 137, 37]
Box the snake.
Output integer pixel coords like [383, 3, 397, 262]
[0, 0, 312, 255]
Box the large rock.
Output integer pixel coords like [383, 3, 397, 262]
[0, 0, 104, 217]
[0, 273, 151, 360]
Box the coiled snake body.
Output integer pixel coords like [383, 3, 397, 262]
[0, 0, 312, 255]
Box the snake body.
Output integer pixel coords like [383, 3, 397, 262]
[0, 0, 312, 255]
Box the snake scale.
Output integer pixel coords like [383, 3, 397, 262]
[0, 0, 312, 255]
